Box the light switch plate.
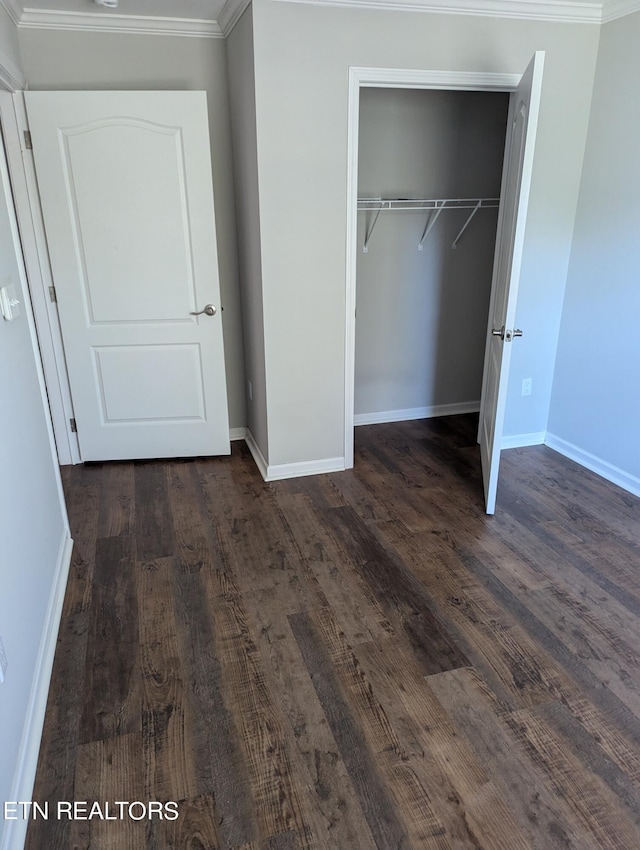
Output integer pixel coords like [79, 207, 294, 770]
[0, 283, 21, 321]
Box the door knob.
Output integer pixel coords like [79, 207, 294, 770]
[190, 304, 217, 317]
[492, 326, 505, 340]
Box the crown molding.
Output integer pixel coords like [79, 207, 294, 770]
[0, 49, 26, 90]
[601, 0, 640, 20]
[218, 0, 251, 34]
[19, 7, 224, 37]
[0, 0, 22, 25]
[272, 0, 602, 23]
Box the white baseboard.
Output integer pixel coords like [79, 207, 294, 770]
[245, 429, 345, 482]
[245, 428, 269, 480]
[544, 433, 640, 499]
[0, 531, 73, 850]
[354, 401, 480, 426]
[501, 431, 546, 449]
[265, 456, 346, 482]
[229, 426, 247, 441]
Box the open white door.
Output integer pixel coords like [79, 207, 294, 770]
[25, 91, 230, 461]
[479, 52, 544, 514]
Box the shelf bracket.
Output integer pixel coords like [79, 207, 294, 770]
[363, 205, 384, 253]
[452, 200, 482, 250]
[418, 203, 444, 251]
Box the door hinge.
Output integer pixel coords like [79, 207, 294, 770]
[23, 130, 32, 150]
[70, 418, 77, 433]
[49, 285, 57, 303]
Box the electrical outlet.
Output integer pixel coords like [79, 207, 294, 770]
[248, 381, 253, 402]
[0, 635, 7, 683]
[522, 378, 532, 396]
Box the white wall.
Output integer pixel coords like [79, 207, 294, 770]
[250, 0, 599, 466]
[227, 6, 269, 458]
[0, 105, 69, 848]
[356, 88, 508, 419]
[548, 10, 640, 488]
[18, 28, 247, 432]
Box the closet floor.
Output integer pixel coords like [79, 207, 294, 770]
[27, 415, 640, 849]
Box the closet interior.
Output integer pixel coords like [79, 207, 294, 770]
[355, 87, 511, 429]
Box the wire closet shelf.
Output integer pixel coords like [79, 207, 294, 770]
[357, 197, 501, 252]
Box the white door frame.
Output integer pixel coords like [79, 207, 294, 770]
[344, 66, 521, 469]
[0, 90, 81, 464]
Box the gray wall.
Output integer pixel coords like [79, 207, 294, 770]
[0, 114, 67, 844]
[356, 88, 508, 418]
[548, 11, 640, 482]
[18, 28, 247, 431]
[227, 6, 269, 458]
[251, 0, 599, 466]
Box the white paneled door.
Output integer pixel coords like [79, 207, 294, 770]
[479, 52, 545, 514]
[25, 91, 230, 461]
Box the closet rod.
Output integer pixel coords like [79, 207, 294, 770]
[358, 197, 500, 252]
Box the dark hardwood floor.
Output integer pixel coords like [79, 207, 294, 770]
[26, 414, 640, 849]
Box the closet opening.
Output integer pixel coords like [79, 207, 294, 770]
[344, 59, 544, 512]
[353, 86, 510, 454]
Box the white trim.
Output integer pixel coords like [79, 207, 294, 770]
[2, 92, 81, 465]
[230, 425, 247, 440]
[0, 532, 73, 850]
[0, 23, 26, 93]
[353, 66, 521, 91]
[272, 0, 601, 23]
[0, 90, 71, 520]
[602, 0, 640, 20]
[245, 429, 345, 481]
[501, 430, 546, 449]
[0, 0, 21, 26]
[19, 8, 224, 37]
[345, 66, 519, 472]
[245, 428, 269, 479]
[218, 0, 252, 35]
[544, 433, 640, 499]
[0, 52, 24, 93]
[265, 456, 346, 481]
[354, 401, 480, 425]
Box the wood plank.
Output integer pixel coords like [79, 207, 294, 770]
[426, 666, 609, 849]
[320, 505, 469, 675]
[247, 593, 379, 850]
[538, 698, 640, 823]
[272, 491, 395, 646]
[212, 594, 314, 848]
[167, 467, 258, 848]
[79, 532, 140, 744]
[289, 611, 435, 850]
[151, 795, 221, 850]
[351, 634, 532, 849]
[134, 461, 175, 561]
[137, 555, 197, 802]
[97, 461, 135, 539]
[503, 707, 640, 848]
[73, 732, 146, 850]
